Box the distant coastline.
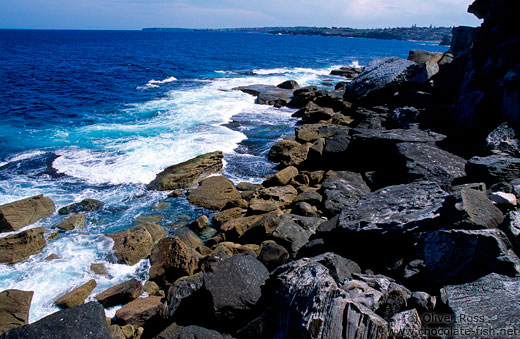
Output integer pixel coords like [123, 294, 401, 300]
[142, 26, 453, 45]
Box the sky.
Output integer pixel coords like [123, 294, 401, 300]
[0, 0, 482, 30]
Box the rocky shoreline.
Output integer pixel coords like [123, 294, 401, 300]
[1, 0, 519, 338]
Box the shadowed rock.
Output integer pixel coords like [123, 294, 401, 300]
[0, 302, 110, 339]
[95, 279, 143, 308]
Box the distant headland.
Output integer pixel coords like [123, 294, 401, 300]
[142, 26, 453, 45]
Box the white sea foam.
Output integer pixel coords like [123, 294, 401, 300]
[2, 150, 47, 164]
[0, 233, 149, 322]
[52, 69, 324, 186]
[137, 76, 178, 90]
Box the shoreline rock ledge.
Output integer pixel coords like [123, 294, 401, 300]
[0, 195, 55, 233]
[147, 151, 224, 191]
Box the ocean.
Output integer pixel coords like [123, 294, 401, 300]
[0, 29, 448, 321]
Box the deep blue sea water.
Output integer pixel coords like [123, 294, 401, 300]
[0, 29, 448, 321]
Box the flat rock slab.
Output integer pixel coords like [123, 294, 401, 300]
[95, 278, 143, 308]
[321, 173, 371, 216]
[415, 229, 520, 286]
[187, 176, 241, 210]
[0, 195, 55, 233]
[350, 127, 446, 144]
[234, 84, 293, 106]
[336, 181, 448, 234]
[466, 154, 520, 184]
[295, 124, 349, 143]
[203, 255, 269, 322]
[0, 227, 47, 264]
[0, 290, 33, 335]
[442, 273, 520, 336]
[396, 143, 467, 187]
[0, 302, 110, 339]
[147, 151, 223, 191]
[54, 280, 97, 309]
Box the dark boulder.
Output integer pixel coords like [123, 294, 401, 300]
[310, 252, 361, 285]
[234, 85, 292, 107]
[203, 255, 269, 323]
[258, 240, 289, 271]
[0, 302, 110, 339]
[321, 173, 371, 216]
[277, 80, 299, 90]
[287, 87, 318, 108]
[443, 188, 504, 229]
[466, 154, 520, 184]
[264, 258, 389, 338]
[147, 151, 223, 191]
[163, 273, 205, 321]
[294, 103, 334, 124]
[413, 229, 520, 286]
[330, 66, 362, 79]
[335, 181, 448, 234]
[441, 273, 520, 337]
[395, 142, 467, 188]
[388, 107, 420, 129]
[345, 57, 417, 106]
[271, 214, 323, 257]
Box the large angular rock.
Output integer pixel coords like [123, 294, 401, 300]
[161, 325, 233, 339]
[414, 229, 520, 286]
[107, 223, 166, 266]
[444, 188, 505, 229]
[485, 122, 520, 157]
[187, 176, 241, 210]
[0, 195, 55, 233]
[345, 56, 417, 105]
[442, 273, 520, 337]
[95, 278, 143, 308]
[0, 227, 46, 264]
[258, 240, 289, 271]
[265, 259, 388, 338]
[287, 87, 318, 108]
[389, 309, 424, 339]
[54, 280, 97, 309]
[0, 302, 110, 339]
[0, 290, 33, 335]
[147, 151, 223, 191]
[149, 236, 198, 288]
[203, 255, 269, 322]
[268, 139, 309, 168]
[321, 172, 371, 216]
[336, 181, 448, 234]
[164, 273, 204, 319]
[115, 296, 163, 328]
[295, 103, 335, 124]
[466, 154, 520, 184]
[395, 143, 467, 187]
[271, 214, 323, 257]
[311, 252, 361, 285]
[218, 215, 263, 241]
